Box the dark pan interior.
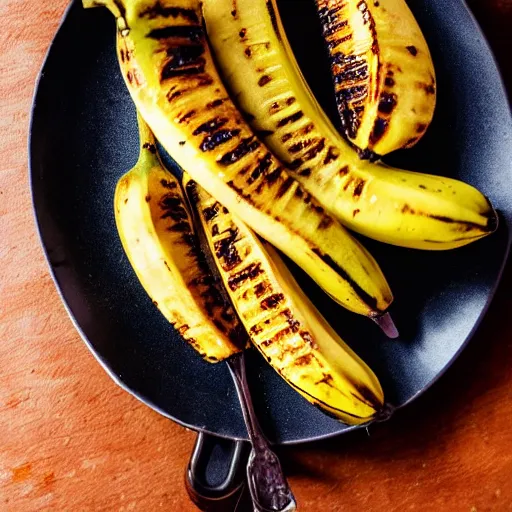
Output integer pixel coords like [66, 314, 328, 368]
[30, 0, 512, 443]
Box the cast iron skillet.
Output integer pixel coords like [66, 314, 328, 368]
[30, 0, 512, 503]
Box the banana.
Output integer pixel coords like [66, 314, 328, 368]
[315, 0, 436, 157]
[114, 114, 243, 362]
[83, 0, 396, 330]
[183, 173, 385, 424]
[201, 0, 498, 250]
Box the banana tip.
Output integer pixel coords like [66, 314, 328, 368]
[375, 403, 395, 423]
[373, 312, 399, 339]
[483, 195, 499, 233]
[486, 210, 499, 233]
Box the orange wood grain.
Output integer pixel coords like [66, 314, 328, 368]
[0, 0, 511, 510]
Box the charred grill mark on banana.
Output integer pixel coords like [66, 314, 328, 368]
[139, 2, 199, 22]
[227, 262, 264, 290]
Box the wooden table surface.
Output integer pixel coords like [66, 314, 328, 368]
[1, 0, 511, 510]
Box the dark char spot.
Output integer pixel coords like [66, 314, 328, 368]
[214, 228, 242, 271]
[258, 75, 272, 87]
[378, 92, 397, 115]
[276, 177, 295, 198]
[147, 25, 204, 42]
[199, 129, 241, 152]
[277, 111, 304, 128]
[260, 293, 285, 310]
[142, 142, 157, 154]
[218, 137, 260, 166]
[228, 263, 264, 291]
[139, 3, 199, 23]
[369, 118, 388, 144]
[203, 202, 221, 221]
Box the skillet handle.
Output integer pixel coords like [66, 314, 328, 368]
[185, 432, 249, 511]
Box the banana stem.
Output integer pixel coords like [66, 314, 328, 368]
[82, 0, 129, 34]
[374, 403, 395, 422]
[82, 0, 123, 16]
[135, 112, 160, 168]
[373, 312, 399, 339]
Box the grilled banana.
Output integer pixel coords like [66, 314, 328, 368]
[84, 0, 396, 328]
[202, 0, 497, 250]
[315, 0, 436, 157]
[184, 174, 385, 424]
[114, 114, 243, 362]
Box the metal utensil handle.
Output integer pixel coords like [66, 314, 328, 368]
[227, 354, 297, 512]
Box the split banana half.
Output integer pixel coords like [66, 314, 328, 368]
[184, 174, 385, 424]
[114, 114, 244, 362]
[84, 0, 396, 330]
[202, 0, 498, 250]
[315, 0, 437, 157]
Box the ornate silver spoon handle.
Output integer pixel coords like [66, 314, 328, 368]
[227, 353, 297, 512]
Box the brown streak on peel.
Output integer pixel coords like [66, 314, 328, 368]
[312, 249, 379, 312]
[353, 179, 365, 198]
[369, 118, 388, 144]
[266, 0, 280, 38]
[401, 205, 495, 233]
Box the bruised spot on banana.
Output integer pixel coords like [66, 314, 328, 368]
[114, 113, 245, 362]
[315, 0, 437, 157]
[201, 0, 498, 251]
[183, 173, 387, 425]
[83, 0, 398, 335]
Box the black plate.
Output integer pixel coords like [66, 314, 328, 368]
[30, 0, 512, 444]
